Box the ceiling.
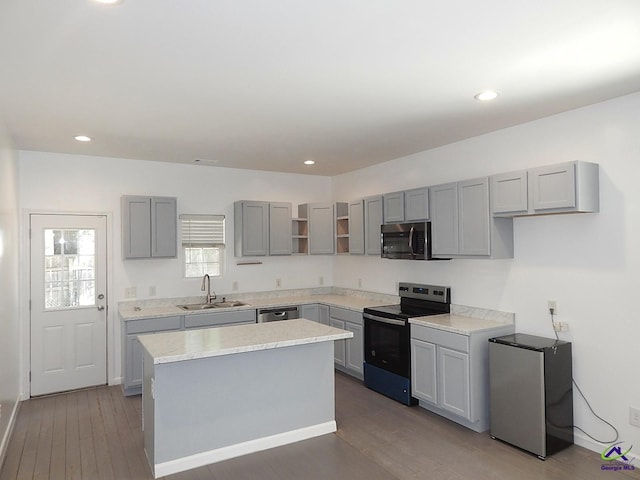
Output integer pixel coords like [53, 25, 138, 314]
[2, 1, 640, 176]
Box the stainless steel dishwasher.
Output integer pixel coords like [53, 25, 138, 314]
[257, 306, 300, 323]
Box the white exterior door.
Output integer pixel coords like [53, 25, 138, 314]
[30, 214, 108, 396]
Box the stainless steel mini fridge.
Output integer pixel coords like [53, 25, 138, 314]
[488, 334, 573, 459]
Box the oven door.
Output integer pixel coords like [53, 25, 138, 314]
[363, 312, 410, 378]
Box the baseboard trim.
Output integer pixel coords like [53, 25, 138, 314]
[574, 432, 639, 463]
[0, 399, 21, 468]
[152, 420, 337, 478]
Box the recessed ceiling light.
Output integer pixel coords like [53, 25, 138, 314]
[474, 90, 499, 101]
[93, 0, 123, 4]
[74, 135, 92, 142]
[304, 160, 315, 165]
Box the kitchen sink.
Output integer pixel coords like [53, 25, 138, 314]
[177, 301, 248, 311]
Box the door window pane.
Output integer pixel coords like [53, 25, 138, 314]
[44, 229, 96, 309]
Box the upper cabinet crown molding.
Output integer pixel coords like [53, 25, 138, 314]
[491, 161, 599, 217]
[122, 195, 177, 259]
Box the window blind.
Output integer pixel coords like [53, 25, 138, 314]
[180, 214, 225, 247]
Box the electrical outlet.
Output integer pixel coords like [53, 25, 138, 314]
[276, 278, 282, 288]
[319, 276, 324, 286]
[548, 300, 557, 315]
[232, 281, 238, 291]
[125, 287, 137, 299]
[630, 406, 640, 428]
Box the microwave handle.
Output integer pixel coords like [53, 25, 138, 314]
[408, 225, 415, 258]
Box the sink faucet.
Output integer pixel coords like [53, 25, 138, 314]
[201, 274, 216, 304]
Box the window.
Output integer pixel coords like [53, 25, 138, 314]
[180, 214, 225, 278]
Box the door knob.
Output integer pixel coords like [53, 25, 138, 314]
[97, 305, 105, 311]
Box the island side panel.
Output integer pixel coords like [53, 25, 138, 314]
[142, 349, 155, 468]
[152, 341, 336, 466]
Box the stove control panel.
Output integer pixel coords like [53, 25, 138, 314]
[398, 282, 451, 303]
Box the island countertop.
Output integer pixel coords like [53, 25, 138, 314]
[138, 318, 353, 365]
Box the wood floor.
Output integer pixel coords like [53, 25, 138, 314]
[1, 372, 637, 480]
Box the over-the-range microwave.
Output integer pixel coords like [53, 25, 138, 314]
[380, 222, 440, 260]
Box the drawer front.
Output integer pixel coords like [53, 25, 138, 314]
[125, 315, 182, 334]
[184, 309, 256, 329]
[411, 325, 469, 352]
[329, 306, 362, 325]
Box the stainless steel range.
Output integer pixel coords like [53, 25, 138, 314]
[363, 282, 451, 405]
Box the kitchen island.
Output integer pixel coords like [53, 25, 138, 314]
[138, 318, 353, 478]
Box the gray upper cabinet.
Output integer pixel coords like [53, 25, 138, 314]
[269, 202, 292, 255]
[348, 199, 365, 255]
[383, 191, 405, 223]
[491, 161, 599, 217]
[299, 203, 334, 255]
[234, 201, 269, 257]
[491, 170, 528, 216]
[122, 195, 177, 259]
[531, 161, 599, 214]
[430, 178, 513, 259]
[364, 195, 383, 255]
[404, 187, 430, 222]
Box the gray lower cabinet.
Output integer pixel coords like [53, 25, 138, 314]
[122, 315, 182, 396]
[430, 178, 513, 259]
[184, 309, 256, 329]
[301, 304, 329, 325]
[122, 310, 257, 396]
[122, 196, 177, 259]
[330, 306, 363, 379]
[410, 323, 514, 432]
[364, 195, 383, 255]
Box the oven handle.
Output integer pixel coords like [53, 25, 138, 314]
[363, 313, 406, 326]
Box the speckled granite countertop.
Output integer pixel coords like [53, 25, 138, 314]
[118, 288, 399, 321]
[138, 319, 353, 364]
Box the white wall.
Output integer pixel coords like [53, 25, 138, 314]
[332, 92, 640, 455]
[0, 122, 20, 461]
[18, 153, 333, 386]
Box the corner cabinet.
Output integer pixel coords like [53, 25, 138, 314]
[491, 161, 599, 217]
[122, 196, 177, 259]
[430, 178, 513, 259]
[410, 322, 514, 432]
[298, 203, 335, 255]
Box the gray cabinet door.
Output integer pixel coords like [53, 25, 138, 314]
[531, 162, 576, 211]
[383, 191, 405, 223]
[318, 304, 330, 325]
[330, 318, 346, 366]
[300, 304, 319, 322]
[235, 201, 269, 256]
[151, 197, 177, 258]
[348, 200, 365, 255]
[269, 202, 292, 255]
[364, 195, 383, 255]
[308, 203, 335, 254]
[458, 178, 490, 256]
[345, 322, 363, 375]
[405, 187, 430, 221]
[122, 196, 152, 258]
[491, 171, 528, 215]
[411, 338, 437, 404]
[438, 347, 470, 420]
[430, 183, 459, 256]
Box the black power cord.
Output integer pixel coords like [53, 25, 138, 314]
[550, 311, 619, 444]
